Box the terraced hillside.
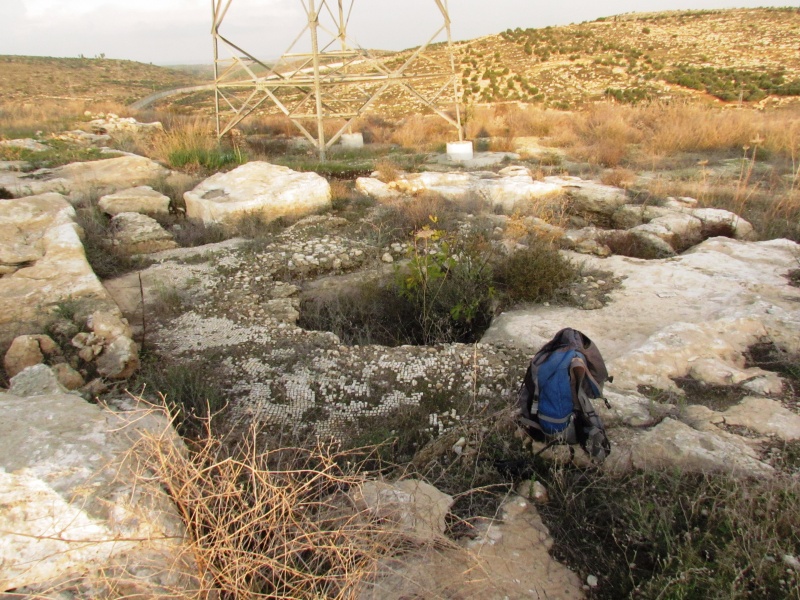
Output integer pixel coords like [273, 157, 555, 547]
[449, 7, 800, 109]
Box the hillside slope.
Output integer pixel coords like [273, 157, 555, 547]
[0, 56, 202, 105]
[449, 8, 800, 109]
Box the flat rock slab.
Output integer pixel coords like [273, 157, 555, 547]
[482, 237, 800, 391]
[428, 150, 520, 168]
[723, 396, 800, 441]
[359, 166, 562, 214]
[0, 155, 169, 201]
[109, 212, 178, 255]
[0, 138, 50, 152]
[0, 193, 119, 352]
[629, 417, 773, 477]
[0, 390, 195, 594]
[184, 161, 331, 226]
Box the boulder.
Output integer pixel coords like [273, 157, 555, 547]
[684, 207, 755, 240]
[0, 389, 195, 595]
[0, 155, 170, 201]
[631, 211, 703, 252]
[98, 185, 171, 216]
[8, 363, 69, 396]
[630, 418, 773, 477]
[0, 193, 121, 353]
[109, 212, 178, 255]
[687, 357, 768, 387]
[51, 362, 86, 390]
[184, 161, 331, 226]
[4, 335, 48, 377]
[352, 479, 453, 542]
[722, 397, 800, 441]
[87, 309, 133, 342]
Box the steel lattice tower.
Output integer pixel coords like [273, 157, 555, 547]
[211, 0, 463, 159]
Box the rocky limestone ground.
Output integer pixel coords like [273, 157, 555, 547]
[3, 117, 800, 597]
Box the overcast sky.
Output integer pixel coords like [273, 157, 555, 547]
[0, 1, 792, 65]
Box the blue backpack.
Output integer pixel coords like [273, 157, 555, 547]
[517, 328, 612, 461]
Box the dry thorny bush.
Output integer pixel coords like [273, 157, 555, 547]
[129, 404, 459, 600]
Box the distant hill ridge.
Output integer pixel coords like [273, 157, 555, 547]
[1, 7, 798, 110]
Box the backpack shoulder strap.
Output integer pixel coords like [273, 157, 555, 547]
[517, 357, 541, 419]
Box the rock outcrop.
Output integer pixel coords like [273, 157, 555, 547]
[86, 112, 164, 136]
[485, 235, 800, 476]
[0, 386, 196, 596]
[184, 161, 331, 227]
[357, 166, 563, 214]
[0, 138, 50, 152]
[0, 193, 121, 353]
[0, 155, 169, 201]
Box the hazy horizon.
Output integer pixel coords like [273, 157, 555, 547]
[1, 1, 793, 66]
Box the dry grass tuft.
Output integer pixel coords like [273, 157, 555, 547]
[0, 99, 129, 139]
[390, 115, 453, 150]
[600, 167, 637, 188]
[374, 158, 401, 183]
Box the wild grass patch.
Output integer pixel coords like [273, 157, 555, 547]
[0, 141, 113, 170]
[132, 355, 226, 439]
[147, 117, 246, 173]
[535, 466, 800, 600]
[74, 203, 149, 278]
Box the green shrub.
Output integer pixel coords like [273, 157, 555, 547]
[301, 233, 580, 347]
[494, 238, 579, 304]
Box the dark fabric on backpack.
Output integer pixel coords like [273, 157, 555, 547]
[517, 328, 612, 461]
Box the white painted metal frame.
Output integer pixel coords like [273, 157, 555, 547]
[211, 0, 463, 159]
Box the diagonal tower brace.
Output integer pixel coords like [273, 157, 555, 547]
[211, 0, 463, 160]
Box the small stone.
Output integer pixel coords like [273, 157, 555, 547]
[96, 335, 140, 379]
[78, 346, 97, 363]
[381, 252, 394, 263]
[88, 310, 132, 342]
[586, 575, 598, 588]
[783, 555, 800, 572]
[532, 481, 549, 504]
[51, 362, 86, 390]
